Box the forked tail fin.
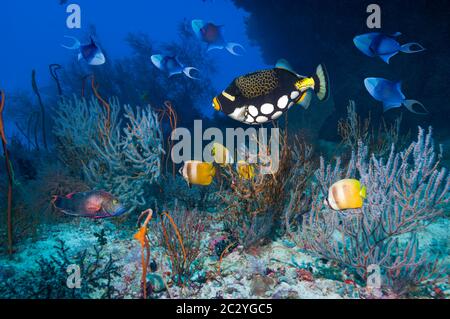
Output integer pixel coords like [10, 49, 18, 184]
[313, 64, 330, 101]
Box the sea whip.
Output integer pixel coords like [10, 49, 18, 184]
[0, 90, 13, 254]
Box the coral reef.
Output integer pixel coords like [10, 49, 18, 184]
[152, 203, 205, 288]
[221, 131, 315, 249]
[53, 96, 164, 212]
[338, 100, 409, 157]
[0, 239, 120, 299]
[296, 127, 449, 296]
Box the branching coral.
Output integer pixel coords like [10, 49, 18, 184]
[338, 100, 409, 157]
[297, 126, 449, 295]
[83, 103, 164, 212]
[53, 96, 109, 171]
[53, 95, 164, 212]
[0, 239, 120, 299]
[153, 203, 205, 287]
[220, 131, 315, 249]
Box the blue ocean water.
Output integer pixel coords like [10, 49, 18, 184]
[0, 0, 448, 300]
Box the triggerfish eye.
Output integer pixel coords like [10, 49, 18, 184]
[212, 97, 221, 111]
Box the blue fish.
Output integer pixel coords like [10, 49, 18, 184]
[364, 77, 428, 114]
[150, 54, 199, 79]
[191, 19, 245, 56]
[354, 32, 425, 64]
[62, 36, 106, 66]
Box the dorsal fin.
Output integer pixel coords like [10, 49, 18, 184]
[275, 59, 296, 73]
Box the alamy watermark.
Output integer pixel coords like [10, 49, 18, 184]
[171, 120, 280, 175]
[66, 264, 81, 289]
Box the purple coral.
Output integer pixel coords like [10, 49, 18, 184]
[297, 127, 449, 295]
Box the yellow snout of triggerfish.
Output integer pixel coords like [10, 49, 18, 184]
[180, 160, 216, 186]
[326, 179, 366, 211]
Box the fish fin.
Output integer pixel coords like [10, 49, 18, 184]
[61, 36, 81, 50]
[403, 100, 429, 115]
[313, 64, 330, 101]
[379, 51, 398, 64]
[360, 186, 367, 199]
[51, 196, 63, 208]
[150, 55, 164, 70]
[207, 44, 224, 52]
[88, 52, 106, 66]
[225, 42, 245, 56]
[400, 42, 426, 54]
[183, 67, 200, 80]
[276, 59, 296, 73]
[65, 192, 76, 199]
[86, 202, 102, 212]
[395, 82, 406, 100]
[383, 102, 402, 112]
[296, 90, 313, 110]
[191, 19, 205, 39]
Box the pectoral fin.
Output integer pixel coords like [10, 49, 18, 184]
[383, 102, 401, 112]
[403, 100, 428, 115]
[296, 91, 313, 110]
[379, 51, 398, 64]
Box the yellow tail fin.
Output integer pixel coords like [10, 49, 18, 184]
[360, 185, 367, 199]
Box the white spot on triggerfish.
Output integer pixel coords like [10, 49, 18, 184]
[290, 91, 300, 100]
[261, 103, 274, 115]
[272, 111, 283, 119]
[248, 105, 258, 117]
[256, 116, 269, 123]
[245, 115, 255, 123]
[277, 95, 289, 109]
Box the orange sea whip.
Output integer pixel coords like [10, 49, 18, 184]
[154, 101, 178, 176]
[31, 70, 48, 150]
[49, 64, 63, 96]
[134, 209, 153, 299]
[217, 242, 236, 276]
[159, 210, 187, 286]
[90, 75, 111, 130]
[0, 90, 13, 255]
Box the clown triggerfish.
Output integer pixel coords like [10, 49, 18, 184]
[212, 59, 330, 125]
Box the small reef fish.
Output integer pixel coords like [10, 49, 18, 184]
[353, 32, 425, 64]
[212, 59, 330, 125]
[52, 190, 127, 218]
[236, 160, 255, 180]
[151, 54, 199, 79]
[364, 77, 428, 115]
[62, 36, 106, 66]
[211, 142, 233, 166]
[180, 160, 216, 186]
[326, 179, 366, 211]
[191, 19, 245, 56]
